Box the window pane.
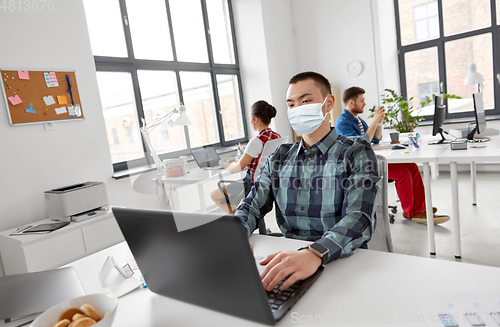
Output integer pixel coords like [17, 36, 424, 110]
[83, 0, 128, 57]
[206, 0, 236, 64]
[180, 72, 219, 146]
[404, 47, 440, 116]
[217, 75, 244, 141]
[399, 0, 440, 45]
[442, 0, 491, 36]
[415, 20, 429, 41]
[445, 33, 494, 113]
[498, 0, 500, 25]
[96, 72, 143, 163]
[169, 0, 209, 63]
[137, 70, 187, 155]
[428, 17, 439, 38]
[125, 0, 174, 61]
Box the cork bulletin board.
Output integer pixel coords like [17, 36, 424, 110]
[1, 69, 84, 125]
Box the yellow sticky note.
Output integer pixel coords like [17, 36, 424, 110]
[57, 95, 68, 105]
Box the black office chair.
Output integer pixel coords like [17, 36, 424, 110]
[387, 179, 398, 223]
[258, 217, 283, 237]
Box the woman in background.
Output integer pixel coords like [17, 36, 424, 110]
[210, 100, 281, 214]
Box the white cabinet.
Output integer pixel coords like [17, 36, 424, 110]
[0, 212, 124, 275]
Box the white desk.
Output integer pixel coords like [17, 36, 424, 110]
[374, 135, 500, 259]
[63, 235, 500, 326]
[156, 168, 245, 211]
[373, 135, 449, 255]
[437, 135, 500, 258]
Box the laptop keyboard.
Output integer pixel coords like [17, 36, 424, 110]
[267, 279, 301, 311]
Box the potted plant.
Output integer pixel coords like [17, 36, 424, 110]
[369, 89, 460, 133]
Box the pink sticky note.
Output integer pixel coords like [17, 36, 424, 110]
[18, 71, 29, 80]
[8, 95, 23, 106]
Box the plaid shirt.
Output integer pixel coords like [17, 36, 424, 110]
[247, 128, 281, 184]
[235, 128, 380, 263]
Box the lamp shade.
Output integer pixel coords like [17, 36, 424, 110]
[175, 110, 192, 126]
[463, 63, 485, 85]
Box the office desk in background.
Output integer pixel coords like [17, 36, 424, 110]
[61, 235, 500, 326]
[372, 135, 449, 256]
[156, 167, 245, 212]
[436, 135, 500, 258]
[374, 134, 500, 259]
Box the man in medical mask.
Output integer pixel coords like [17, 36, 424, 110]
[235, 71, 380, 292]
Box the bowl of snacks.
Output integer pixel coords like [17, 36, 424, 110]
[30, 293, 117, 327]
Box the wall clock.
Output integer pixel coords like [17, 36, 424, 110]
[347, 60, 363, 76]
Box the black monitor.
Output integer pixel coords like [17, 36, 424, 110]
[429, 94, 451, 145]
[466, 92, 489, 142]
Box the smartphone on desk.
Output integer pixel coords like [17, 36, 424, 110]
[464, 313, 485, 326]
[439, 313, 459, 327]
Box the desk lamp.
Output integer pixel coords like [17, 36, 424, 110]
[140, 104, 191, 208]
[463, 63, 487, 142]
[463, 62, 484, 93]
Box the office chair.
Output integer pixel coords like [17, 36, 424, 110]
[368, 155, 394, 252]
[217, 136, 289, 213]
[388, 179, 398, 223]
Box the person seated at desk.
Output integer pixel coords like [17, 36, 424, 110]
[210, 100, 281, 214]
[335, 86, 450, 225]
[235, 71, 380, 292]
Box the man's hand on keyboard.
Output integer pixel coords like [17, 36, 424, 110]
[259, 250, 321, 291]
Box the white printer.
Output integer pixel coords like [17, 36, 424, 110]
[45, 182, 109, 222]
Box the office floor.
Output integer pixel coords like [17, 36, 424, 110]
[243, 171, 500, 268]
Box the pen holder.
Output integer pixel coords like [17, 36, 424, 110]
[408, 135, 420, 151]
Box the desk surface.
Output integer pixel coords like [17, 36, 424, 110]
[372, 135, 449, 164]
[437, 134, 500, 163]
[158, 167, 243, 185]
[63, 235, 500, 327]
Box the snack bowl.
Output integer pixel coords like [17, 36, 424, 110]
[31, 293, 117, 327]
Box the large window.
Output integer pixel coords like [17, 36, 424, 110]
[83, 0, 247, 172]
[395, 0, 500, 121]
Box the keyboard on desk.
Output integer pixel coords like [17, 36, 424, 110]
[267, 279, 301, 312]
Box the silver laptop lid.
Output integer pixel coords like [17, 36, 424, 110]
[0, 267, 85, 321]
[191, 146, 221, 168]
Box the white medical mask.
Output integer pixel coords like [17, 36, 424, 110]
[287, 97, 328, 135]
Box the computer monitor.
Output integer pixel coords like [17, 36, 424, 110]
[429, 94, 451, 145]
[466, 92, 489, 142]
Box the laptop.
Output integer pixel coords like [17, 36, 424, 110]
[191, 146, 223, 169]
[0, 267, 85, 322]
[112, 207, 323, 326]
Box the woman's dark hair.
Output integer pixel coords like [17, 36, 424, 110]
[251, 100, 277, 125]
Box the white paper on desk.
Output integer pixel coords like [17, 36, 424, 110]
[104, 276, 143, 298]
[413, 293, 500, 327]
[374, 150, 393, 157]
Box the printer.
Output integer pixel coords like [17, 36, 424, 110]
[45, 182, 109, 222]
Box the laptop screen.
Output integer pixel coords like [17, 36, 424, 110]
[191, 146, 220, 168]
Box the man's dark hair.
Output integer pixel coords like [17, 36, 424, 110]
[343, 86, 365, 105]
[288, 71, 332, 97]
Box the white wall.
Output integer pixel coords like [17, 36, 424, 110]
[0, 0, 161, 277]
[290, 0, 383, 121]
[232, 0, 296, 141]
